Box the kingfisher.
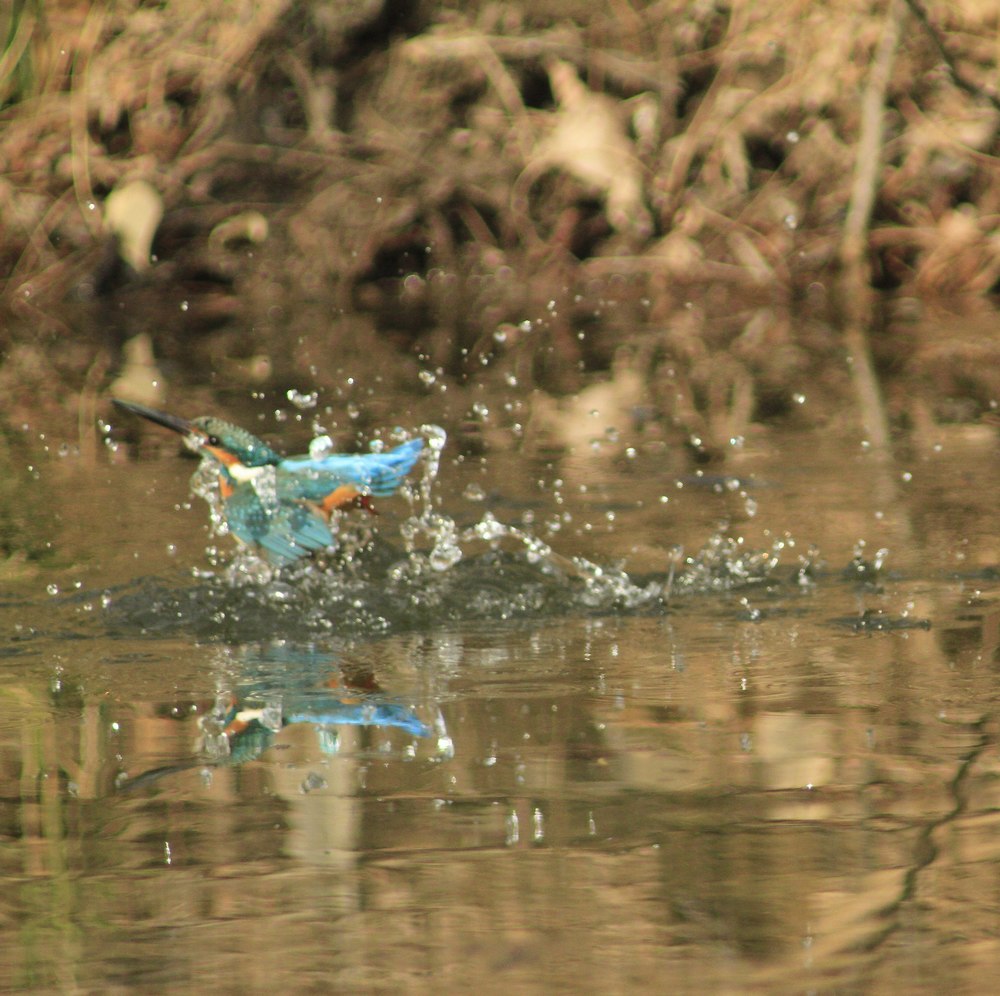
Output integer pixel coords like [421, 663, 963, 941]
[113, 398, 424, 565]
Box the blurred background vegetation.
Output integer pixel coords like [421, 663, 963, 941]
[0, 0, 999, 448]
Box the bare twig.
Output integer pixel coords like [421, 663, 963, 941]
[69, 6, 107, 239]
[839, 0, 906, 453]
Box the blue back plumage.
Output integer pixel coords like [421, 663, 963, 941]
[279, 437, 424, 498]
[216, 437, 423, 566]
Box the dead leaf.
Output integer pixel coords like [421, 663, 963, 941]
[103, 179, 163, 273]
[532, 60, 650, 237]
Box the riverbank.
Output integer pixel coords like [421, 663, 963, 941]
[1, 0, 999, 444]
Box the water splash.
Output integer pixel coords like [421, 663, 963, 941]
[378, 425, 660, 607]
[190, 459, 230, 539]
[308, 435, 335, 459]
[103, 424, 812, 640]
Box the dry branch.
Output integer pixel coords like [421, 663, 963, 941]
[839, 0, 906, 452]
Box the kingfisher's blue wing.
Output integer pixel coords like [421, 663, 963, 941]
[279, 437, 424, 499]
[263, 502, 335, 564]
[224, 484, 334, 565]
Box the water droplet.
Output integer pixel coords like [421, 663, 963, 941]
[300, 772, 327, 793]
[402, 273, 424, 294]
[474, 512, 506, 542]
[46, 583, 59, 596]
[463, 482, 486, 502]
[786, 130, 800, 143]
[429, 543, 463, 571]
[309, 434, 334, 459]
[421, 424, 447, 454]
[286, 388, 318, 410]
[180, 300, 189, 312]
[418, 369, 437, 386]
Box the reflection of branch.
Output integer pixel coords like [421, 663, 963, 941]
[902, 0, 1000, 112]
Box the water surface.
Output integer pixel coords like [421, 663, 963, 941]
[2, 409, 1000, 993]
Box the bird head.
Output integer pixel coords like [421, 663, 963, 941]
[113, 400, 282, 469]
[188, 416, 282, 468]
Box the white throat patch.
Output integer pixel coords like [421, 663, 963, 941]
[228, 463, 271, 484]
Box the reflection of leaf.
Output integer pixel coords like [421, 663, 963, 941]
[103, 179, 163, 272]
[528, 349, 646, 456]
[109, 333, 166, 408]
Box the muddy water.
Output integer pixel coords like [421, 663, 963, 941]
[3, 400, 1000, 993]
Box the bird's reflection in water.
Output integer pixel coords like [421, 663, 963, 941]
[118, 643, 441, 791]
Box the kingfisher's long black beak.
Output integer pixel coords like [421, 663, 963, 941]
[112, 398, 195, 436]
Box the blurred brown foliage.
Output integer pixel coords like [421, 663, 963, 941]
[1, 0, 999, 440]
